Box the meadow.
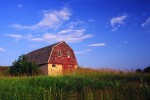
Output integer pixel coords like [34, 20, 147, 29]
[0, 68, 150, 100]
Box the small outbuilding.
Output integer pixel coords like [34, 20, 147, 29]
[26, 41, 78, 76]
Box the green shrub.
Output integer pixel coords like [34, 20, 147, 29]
[9, 55, 39, 76]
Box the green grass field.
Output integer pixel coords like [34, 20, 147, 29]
[0, 68, 150, 100]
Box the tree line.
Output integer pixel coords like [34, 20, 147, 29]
[9, 55, 150, 76]
[135, 66, 150, 73]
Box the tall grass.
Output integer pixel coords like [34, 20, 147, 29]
[0, 68, 150, 100]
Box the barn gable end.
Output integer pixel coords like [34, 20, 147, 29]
[26, 41, 78, 76]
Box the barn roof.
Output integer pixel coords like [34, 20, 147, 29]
[26, 41, 64, 65]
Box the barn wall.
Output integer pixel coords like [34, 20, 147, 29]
[48, 64, 62, 76]
[49, 42, 78, 71]
[39, 64, 48, 75]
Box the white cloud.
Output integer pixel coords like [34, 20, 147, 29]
[0, 47, 6, 52]
[75, 49, 91, 54]
[88, 19, 95, 22]
[9, 7, 71, 30]
[31, 29, 93, 43]
[67, 20, 84, 29]
[142, 17, 150, 27]
[6, 33, 34, 41]
[6, 34, 23, 40]
[117, 41, 128, 47]
[88, 43, 106, 47]
[30, 38, 43, 42]
[110, 15, 127, 26]
[8, 7, 93, 43]
[58, 29, 85, 35]
[110, 15, 127, 31]
[17, 4, 23, 8]
[58, 29, 74, 34]
[6, 29, 93, 43]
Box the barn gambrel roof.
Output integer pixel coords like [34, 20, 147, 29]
[26, 41, 65, 65]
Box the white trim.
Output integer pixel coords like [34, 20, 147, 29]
[47, 41, 64, 63]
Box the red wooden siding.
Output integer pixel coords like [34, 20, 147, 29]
[49, 42, 78, 72]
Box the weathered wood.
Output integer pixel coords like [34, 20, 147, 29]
[26, 41, 78, 75]
[49, 42, 78, 74]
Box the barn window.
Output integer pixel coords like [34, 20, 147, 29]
[58, 50, 61, 57]
[67, 51, 70, 58]
[52, 64, 56, 67]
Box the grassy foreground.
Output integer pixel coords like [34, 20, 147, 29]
[0, 68, 150, 100]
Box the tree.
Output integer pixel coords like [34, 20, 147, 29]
[143, 66, 150, 73]
[135, 68, 143, 73]
[9, 55, 39, 76]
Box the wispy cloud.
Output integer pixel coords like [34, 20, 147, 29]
[88, 43, 106, 47]
[67, 20, 84, 29]
[142, 17, 150, 27]
[8, 7, 93, 43]
[31, 29, 93, 43]
[6, 34, 23, 40]
[110, 15, 127, 31]
[0, 47, 6, 52]
[17, 4, 23, 8]
[6, 29, 93, 43]
[75, 49, 91, 54]
[88, 19, 95, 22]
[9, 7, 71, 30]
[117, 41, 128, 47]
[6, 33, 33, 41]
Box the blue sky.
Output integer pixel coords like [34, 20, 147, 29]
[0, 0, 150, 70]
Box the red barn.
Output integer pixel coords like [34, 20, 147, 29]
[26, 41, 78, 76]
